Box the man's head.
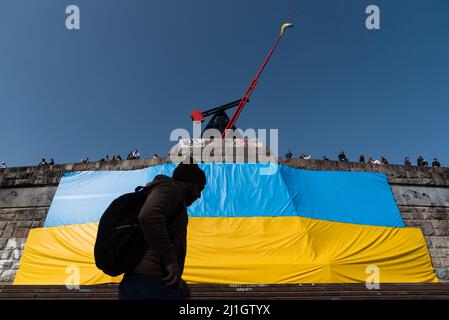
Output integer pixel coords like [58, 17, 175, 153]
[172, 160, 206, 206]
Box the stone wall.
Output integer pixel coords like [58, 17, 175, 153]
[0, 157, 448, 283]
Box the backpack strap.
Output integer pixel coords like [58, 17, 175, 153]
[135, 179, 185, 208]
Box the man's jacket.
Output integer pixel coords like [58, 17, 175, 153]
[132, 175, 188, 277]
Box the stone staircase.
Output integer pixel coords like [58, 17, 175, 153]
[1, 283, 449, 300]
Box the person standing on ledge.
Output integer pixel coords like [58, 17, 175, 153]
[404, 157, 412, 166]
[118, 159, 206, 300]
[359, 154, 365, 164]
[338, 151, 348, 162]
[432, 158, 441, 168]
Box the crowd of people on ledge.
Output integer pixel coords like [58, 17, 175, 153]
[37, 149, 163, 167]
[0, 148, 444, 170]
[80, 149, 145, 164]
[80, 150, 162, 164]
[38, 158, 55, 166]
[285, 150, 443, 168]
[0, 148, 159, 169]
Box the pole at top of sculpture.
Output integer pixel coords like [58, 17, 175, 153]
[221, 9, 297, 139]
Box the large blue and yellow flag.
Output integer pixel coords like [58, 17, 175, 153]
[14, 163, 437, 284]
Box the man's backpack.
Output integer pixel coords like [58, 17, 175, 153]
[94, 185, 153, 277]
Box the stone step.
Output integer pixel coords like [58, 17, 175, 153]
[1, 283, 448, 300]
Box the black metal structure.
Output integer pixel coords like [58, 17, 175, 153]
[191, 99, 248, 136]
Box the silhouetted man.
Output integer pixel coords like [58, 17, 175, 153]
[118, 160, 206, 300]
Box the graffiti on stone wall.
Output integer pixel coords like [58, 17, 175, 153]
[1, 238, 26, 260]
[0, 238, 26, 282]
[392, 186, 449, 207]
[401, 189, 431, 202]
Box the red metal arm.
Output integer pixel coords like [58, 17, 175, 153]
[221, 11, 296, 139]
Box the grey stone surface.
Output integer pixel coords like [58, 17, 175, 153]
[0, 187, 57, 208]
[0, 237, 26, 283]
[426, 237, 449, 249]
[436, 267, 449, 280]
[0, 238, 26, 255]
[392, 186, 449, 207]
[423, 211, 449, 220]
[405, 220, 435, 236]
[0, 270, 17, 282]
[0, 261, 12, 270]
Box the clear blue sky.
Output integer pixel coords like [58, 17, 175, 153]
[1, 0, 448, 167]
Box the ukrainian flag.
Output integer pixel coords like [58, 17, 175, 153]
[14, 163, 438, 285]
